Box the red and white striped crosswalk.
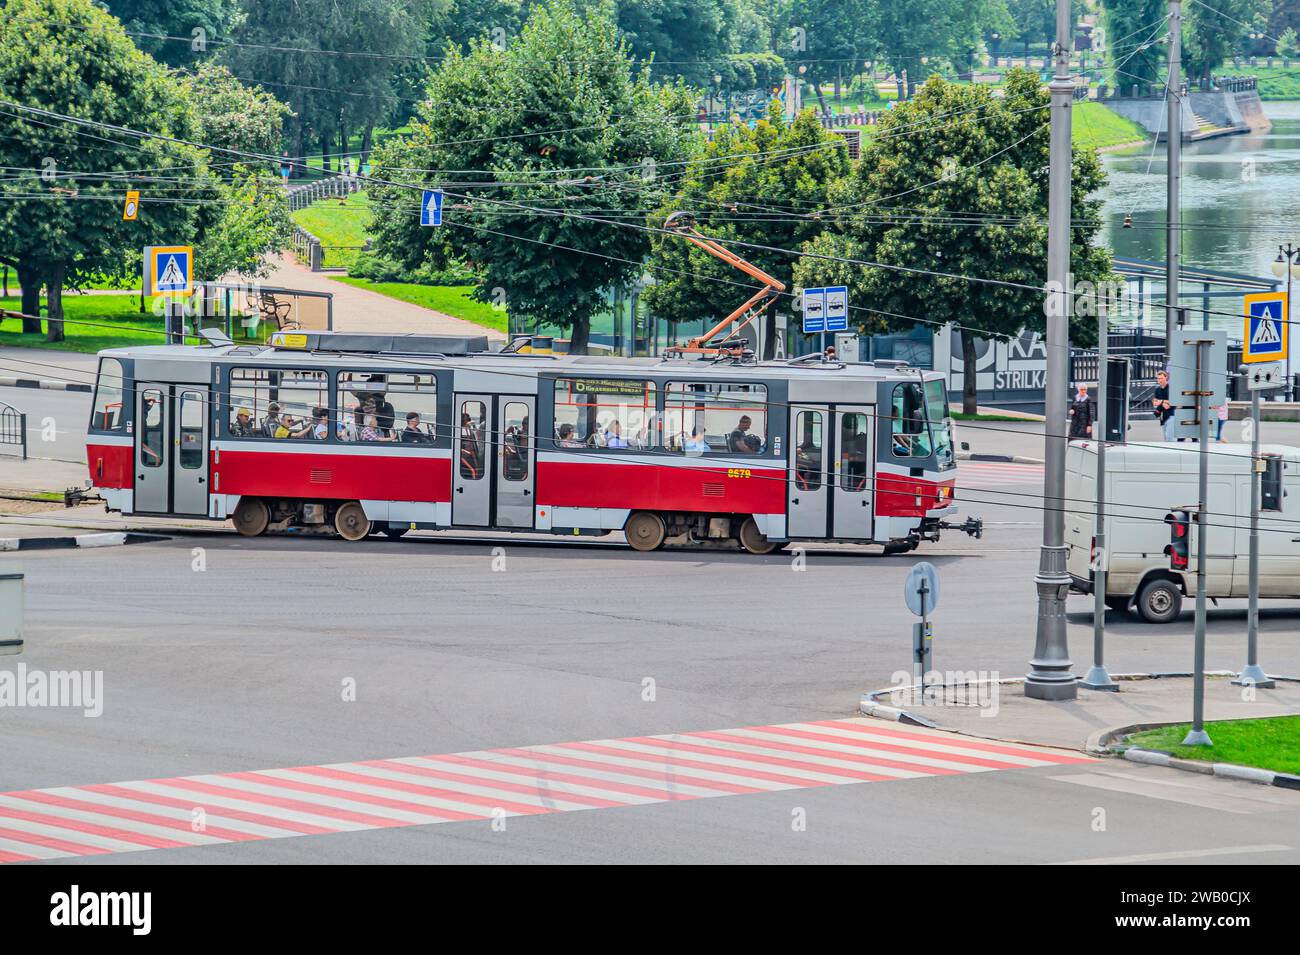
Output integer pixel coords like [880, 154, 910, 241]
[0, 718, 1088, 862]
[958, 460, 1045, 489]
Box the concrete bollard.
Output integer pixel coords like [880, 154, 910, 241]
[0, 565, 23, 655]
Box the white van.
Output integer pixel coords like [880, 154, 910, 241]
[1064, 441, 1300, 623]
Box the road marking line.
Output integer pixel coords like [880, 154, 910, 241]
[0, 717, 1089, 862]
[1051, 844, 1292, 865]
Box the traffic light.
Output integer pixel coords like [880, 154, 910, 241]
[1165, 510, 1191, 571]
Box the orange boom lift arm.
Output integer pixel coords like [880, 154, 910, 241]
[662, 211, 786, 357]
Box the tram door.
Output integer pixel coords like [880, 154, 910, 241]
[453, 394, 492, 526]
[786, 405, 874, 540]
[134, 383, 210, 515]
[495, 396, 535, 528]
[831, 406, 874, 540]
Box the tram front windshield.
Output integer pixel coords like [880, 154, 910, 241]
[924, 379, 955, 469]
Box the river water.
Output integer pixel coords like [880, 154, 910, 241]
[1100, 101, 1300, 335]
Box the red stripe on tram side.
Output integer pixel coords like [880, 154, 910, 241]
[536, 459, 785, 513]
[213, 448, 453, 503]
[875, 471, 954, 518]
[86, 442, 133, 489]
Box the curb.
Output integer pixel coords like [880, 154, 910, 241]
[1119, 746, 1300, 790]
[957, 452, 1045, 465]
[0, 531, 169, 551]
[0, 375, 91, 393]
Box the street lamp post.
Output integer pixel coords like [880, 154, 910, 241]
[1026, 0, 1078, 701]
[1271, 245, 1300, 395]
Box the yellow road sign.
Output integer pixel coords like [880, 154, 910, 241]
[1243, 292, 1288, 364]
[122, 190, 140, 221]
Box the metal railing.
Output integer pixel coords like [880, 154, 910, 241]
[0, 401, 27, 459]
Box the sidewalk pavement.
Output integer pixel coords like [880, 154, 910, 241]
[250, 254, 506, 341]
[0, 456, 86, 495]
[865, 674, 1300, 752]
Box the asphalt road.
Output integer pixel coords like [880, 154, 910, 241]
[2, 505, 1298, 864]
[2, 380, 1299, 864]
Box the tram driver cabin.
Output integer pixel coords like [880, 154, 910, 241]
[84, 332, 979, 553]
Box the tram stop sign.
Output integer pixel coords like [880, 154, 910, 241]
[904, 562, 940, 617]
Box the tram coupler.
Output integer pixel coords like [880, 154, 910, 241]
[63, 487, 102, 508]
[937, 516, 983, 540]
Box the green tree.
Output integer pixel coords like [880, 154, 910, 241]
[643, 105, 851, 343]
[1184, 0, 1269, 84]
[195, 166, 292, 280]
[876, 0, 1011, 98]
[608, 0, 745, 87]
[1278, 26, 1300, 61]
[794, 71, 1114, 413]
[1100, 0, 1166, 90]
[783, 0, 880, 99]
[221, 0, 432, 173]
[366, 0, 695, 352]
[0, 0, 212, 340]
[103, 0, 238, 67]
[181, 63, 292, 162]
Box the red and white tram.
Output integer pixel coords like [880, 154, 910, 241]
[84, 330, 981, 553]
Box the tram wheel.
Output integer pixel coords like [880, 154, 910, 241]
[624, 511, 667, 552]
[232, 498, 270, 537]
[738, 516, 779, 555]
[334, 501, 372, 541]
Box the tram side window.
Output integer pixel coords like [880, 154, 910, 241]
[178, 391, 205, 469]
[891, 383, 932, 458]
[140, 389, 164, 467]
[552, 378, 656, 450]
[502, 400, 530, 481]
[664, 382, 767, 454]
[459, 399, 487, 480]
[338, 372, 436, 443]
[228, 368, 328, 439]
[90, 358, 125, 431]
[794, 411, 823, 489]
[840, 412, 871, 491]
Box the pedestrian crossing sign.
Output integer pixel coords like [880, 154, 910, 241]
[145, 245, 193, 296]
[1243, 292, 1287, 363]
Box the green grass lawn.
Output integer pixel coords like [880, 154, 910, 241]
[0, 293, 224, 353]
[1242, 65, 1300, 100]
[331, 278, 508, 333]
[291, 192, 375, 271]
[1127, 716, 1300, 776]
[1073, 102, 1149, 150]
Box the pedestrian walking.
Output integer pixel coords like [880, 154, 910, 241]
[1215, 400, 1229, 442]
[1153, 370, 1176, 441]
[1068, 383, 1093, 439]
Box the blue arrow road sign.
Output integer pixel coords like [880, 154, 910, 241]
[421, 189, 443, 227]
[825, 285, 848, 331]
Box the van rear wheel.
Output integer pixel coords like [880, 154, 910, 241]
[1136, 578, 1182, 624]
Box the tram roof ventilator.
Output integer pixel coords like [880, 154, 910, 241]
[267, 330, 490, 357]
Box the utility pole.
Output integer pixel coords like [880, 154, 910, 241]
[1026, 0, 1077, 701]
[1233, 369, 1275, 689]
[1165, 1, 1182, 359]
[1082, 297, 1117, 690]
[1183, 337, 1212, 746]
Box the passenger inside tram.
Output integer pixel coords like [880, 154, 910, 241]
[683, 425, 709, 452]
[400, 412, 431, 444]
